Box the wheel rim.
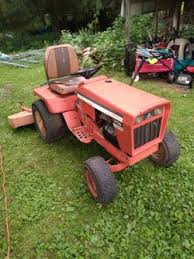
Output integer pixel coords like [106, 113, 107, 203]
[85, 170, 97, 198]
[34, 111, 46, 137]
[151, 143, 166, 161]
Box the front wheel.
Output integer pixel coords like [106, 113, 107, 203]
[84, 156, 117, 205]
[150, 131, 180, 167]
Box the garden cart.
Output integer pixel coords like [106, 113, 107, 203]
[131, 48, 175, 85]
[8, 44, 180, 205]
[131, 47, 193, 88]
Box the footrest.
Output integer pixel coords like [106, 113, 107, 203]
[72, 126, 92, 143]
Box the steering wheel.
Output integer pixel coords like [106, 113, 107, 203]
[71, 64, 103, 79]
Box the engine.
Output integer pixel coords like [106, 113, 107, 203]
[96, 111, 119, 147]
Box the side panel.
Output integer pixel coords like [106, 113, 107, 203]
[81, 101, 96, 121]
[62, 111, 82, 131]
[114, 124, 132, 155]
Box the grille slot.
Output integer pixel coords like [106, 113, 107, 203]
[134, 118, 161, 149]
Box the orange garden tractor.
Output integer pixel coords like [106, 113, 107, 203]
[8, 44, 180, 204]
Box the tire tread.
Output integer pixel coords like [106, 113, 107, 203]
[32, 100, 65, 143]
[150, 131, 180, 167]
[84, 156, 117, 204]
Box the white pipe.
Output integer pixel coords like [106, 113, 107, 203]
[0, 61, 29, 68]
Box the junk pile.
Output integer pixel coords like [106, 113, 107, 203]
[0, 47, 98, 69]
[0, 49, 45, 68]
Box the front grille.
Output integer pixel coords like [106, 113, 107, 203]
[134, 118, 161, 149]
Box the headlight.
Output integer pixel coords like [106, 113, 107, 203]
[135, 115, 144, 124]
[153, 108, 163, 116]
[135, 108, 163, 124]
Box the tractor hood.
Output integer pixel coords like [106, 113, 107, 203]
[78, 76, 170, 121]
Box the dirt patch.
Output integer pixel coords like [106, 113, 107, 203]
[141, 77, 191, 93]
[0, 84, 14, 100]
[157, 80, 190, 93]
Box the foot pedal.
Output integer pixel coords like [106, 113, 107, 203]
[72, 126, 92, 143]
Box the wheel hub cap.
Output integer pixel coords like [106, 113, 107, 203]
[34, 111, 46, 137]
[85, 170, 97, 198]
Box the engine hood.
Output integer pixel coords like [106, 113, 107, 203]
[78, 76, 170, 120]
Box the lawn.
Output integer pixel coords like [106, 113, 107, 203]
[0, 64, 194, 258]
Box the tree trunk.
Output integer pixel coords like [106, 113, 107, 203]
[122, 0, 134, 75]
[123, 0, 131, 45]
[51, 15, 61, 32]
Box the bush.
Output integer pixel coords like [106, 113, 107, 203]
[94, 18, 125, 68]
[61, 15, 156, 69]
[61, 18, 125, 68]
[1, 15, 155, 69]
[130, 14, 154, 44]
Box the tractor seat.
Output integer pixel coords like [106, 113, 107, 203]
[44, 44, 102, 95]
[45, 44, 84, 95]
[49, 76, 86, 95]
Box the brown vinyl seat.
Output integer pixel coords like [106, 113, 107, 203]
[44, 44, 85, 95]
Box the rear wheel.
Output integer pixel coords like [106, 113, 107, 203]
[32, 100, 65, 143]
[150, 131, 180, 167]
[84, 156, 117, 205]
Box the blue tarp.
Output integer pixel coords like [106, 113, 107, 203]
[175, 59, 194, 71]
[0, 53, 12, 61]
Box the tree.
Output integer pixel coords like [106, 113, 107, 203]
[0, 0, 43, 31]
[0, 0, 121, 32]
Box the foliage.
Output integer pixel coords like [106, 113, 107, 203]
[94, 18, 125, 68]
[0, 0, 120, 32]
[61, 15, 156, 68]
[0, 64, 194, 258]
[2, 14, 155, 67]
[0, 0, 43, 31]
[130, 14, 155, 44]
[61, 21, 97, 49]
[0, 32, 60, 53]
[61, 18, 125, 68]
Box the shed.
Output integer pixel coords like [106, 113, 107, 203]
[121, 0, 194, 43]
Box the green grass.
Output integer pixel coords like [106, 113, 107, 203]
[0, 64, 194, 258]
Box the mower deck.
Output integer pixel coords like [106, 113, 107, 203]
[8, 107, 33, 129]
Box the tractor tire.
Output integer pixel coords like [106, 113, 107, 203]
[150, 131, 180, 167]
[32, 100, 65, 143]
[84, 156, 117, 205]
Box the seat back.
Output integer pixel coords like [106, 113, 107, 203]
[44, 44, 80, 81]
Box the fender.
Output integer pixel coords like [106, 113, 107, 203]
[33, 85, 77, 114]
